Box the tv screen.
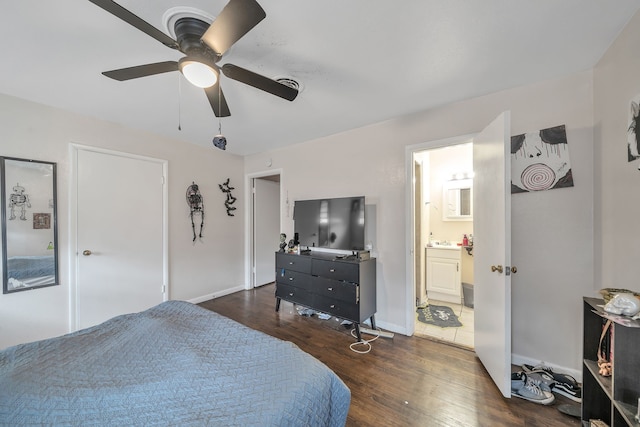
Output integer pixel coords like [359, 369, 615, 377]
[294, 196, 365, 251]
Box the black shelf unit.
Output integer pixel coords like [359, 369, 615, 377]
[582, 297, 640, 426]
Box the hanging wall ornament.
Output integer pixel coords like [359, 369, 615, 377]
[218, 178, 237, 216]
[186, 182, 204, 242]
[9, 183, 31, 221]
[212, 82, 227, 150]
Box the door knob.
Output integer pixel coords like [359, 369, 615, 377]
[511, 266, 517, 274]
[491, 265, 503, 273]
[82, 250, 92, 256]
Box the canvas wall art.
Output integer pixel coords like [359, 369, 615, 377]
[628, 94, 640, 162]
[511, 124, 574, 193]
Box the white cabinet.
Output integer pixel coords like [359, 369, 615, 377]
[426, 247, 462, 304]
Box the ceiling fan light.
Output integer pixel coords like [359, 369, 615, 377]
[180, 60, 218, 88]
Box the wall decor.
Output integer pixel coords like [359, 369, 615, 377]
[1, 157, 58, 294]
[8, 182, 31, 220]
[628, 94, 640, 161]
[33, 213, 51, 229]
[218, 178, 237, 216]
[186, 182, 204, 242]
[510, 124, 574, 193]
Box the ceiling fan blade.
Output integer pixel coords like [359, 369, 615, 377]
[222, 64, 298, 101]
[205, 83, 231, 117]
[102, 61, 179, 81]
[201, 0, 266, 56]
[88, 0, 179, 49]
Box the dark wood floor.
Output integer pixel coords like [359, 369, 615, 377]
[199, 284, 580, 427]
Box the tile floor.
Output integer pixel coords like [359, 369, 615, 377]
[415, 299, 474, 349]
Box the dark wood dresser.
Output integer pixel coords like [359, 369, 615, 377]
[275, 251, 376, 341]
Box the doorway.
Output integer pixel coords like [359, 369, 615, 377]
[406, 112, 513, 397]
[248, 172, 281, 288]
[413, 143, 475, 348]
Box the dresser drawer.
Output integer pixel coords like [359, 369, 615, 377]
[276, 283, 314, 307]
[312, 259, 359, 283]
[277, 269, 313, 290]
[313, 295, 359, 322]
[312, 276, 358, 303]
[276, 253, 312, 274]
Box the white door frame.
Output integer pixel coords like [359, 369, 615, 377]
[69, 144, 169, 331]
[244, 168, 283, 290]
[404, 134, 475, 336]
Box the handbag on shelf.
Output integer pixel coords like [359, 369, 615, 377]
[597, 319, 612, 377]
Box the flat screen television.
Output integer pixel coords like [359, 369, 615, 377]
[294, 196, 365, 251]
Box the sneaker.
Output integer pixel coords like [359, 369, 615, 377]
[511, 372, 555, 405]
[525, 370, 554, 392]
[521, 364, 582, 403]
[553, 381, 582, 403]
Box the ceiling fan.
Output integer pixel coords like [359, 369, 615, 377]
[88, 0, 299, 118]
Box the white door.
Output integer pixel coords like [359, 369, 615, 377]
[253, 178, 280, 287]
[74, 147, 167, 329]
[472, 111, 512, 397]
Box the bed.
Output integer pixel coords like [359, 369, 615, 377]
[6, 255, 56, 290]
[0, 300, 350, 426]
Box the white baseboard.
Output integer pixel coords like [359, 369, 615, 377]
[369, 319, 408, 336]
[187, 285, 246, 305]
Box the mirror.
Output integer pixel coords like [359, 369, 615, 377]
[1, 157, 58, 293]
[443, 178, 473, 221]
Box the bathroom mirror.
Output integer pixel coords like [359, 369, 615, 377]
[1, 157, 58, 294]
[443, 178, 473, 221]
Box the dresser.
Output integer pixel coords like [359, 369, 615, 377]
[275, 251, 376, 341]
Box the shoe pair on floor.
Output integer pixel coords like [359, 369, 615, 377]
[511, 364, 582, 405]
[522, 364, 582, 403]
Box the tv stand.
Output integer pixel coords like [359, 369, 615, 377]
[275, 251, 377, 342]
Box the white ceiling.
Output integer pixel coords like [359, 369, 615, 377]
[1, 1, 638, 155]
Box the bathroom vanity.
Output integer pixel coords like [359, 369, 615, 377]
[426, 245, 462, 304]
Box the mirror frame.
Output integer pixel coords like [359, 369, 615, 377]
[442, 178, 473, 221]
[1, 156, 58, 294]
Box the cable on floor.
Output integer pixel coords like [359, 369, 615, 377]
[349, 327, 381, 354]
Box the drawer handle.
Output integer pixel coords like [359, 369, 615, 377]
[289, 261, 294, 265]
[289, 277, 294, 281]
[330, 304, 335, 309]
[329, 268, 336, 273]
[327, 287, 333, 291]
[288, 292, 294, 297]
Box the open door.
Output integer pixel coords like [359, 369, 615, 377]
[473, 111, 512, 397]
[252, 177, 280, 287]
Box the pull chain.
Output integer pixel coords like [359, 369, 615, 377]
[178, 75, 182, 131]
[218, 80, 222, 135]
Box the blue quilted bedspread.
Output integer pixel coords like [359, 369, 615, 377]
[7, 255, 55, 280]
[0, 301, 350, 426]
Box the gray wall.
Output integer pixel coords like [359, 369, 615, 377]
[594, 10, 640, 292]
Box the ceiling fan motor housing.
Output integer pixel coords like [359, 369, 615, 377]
[175, 17, 219, 63]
